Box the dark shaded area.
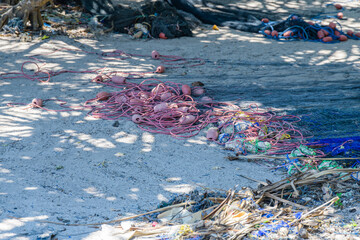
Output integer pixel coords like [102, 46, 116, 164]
[53, 0, 82, 5]
[79, 0, 192, 38]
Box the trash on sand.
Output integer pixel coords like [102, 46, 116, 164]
[61, 168, 360, 239]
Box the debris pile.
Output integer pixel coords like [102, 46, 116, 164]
[89, 168, 360, 239]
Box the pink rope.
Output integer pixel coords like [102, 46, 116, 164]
[0, 48, 205, 82]
[4, 47, 311, 155]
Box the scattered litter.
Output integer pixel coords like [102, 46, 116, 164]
[41, 168, 359, 239]
[19, 32, 32, 42]
[41, 35, 50, 40]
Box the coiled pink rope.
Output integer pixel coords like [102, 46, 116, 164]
[4, 47, 313, 155]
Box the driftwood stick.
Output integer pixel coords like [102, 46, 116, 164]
[290, 196, 339, 225]
[237, 174, 268, 186]
[203, 191, 233, 220]
[264, 192, 307, 210]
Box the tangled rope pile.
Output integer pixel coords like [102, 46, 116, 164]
[260, 3, 360, 43]
[85, 78, 218, 138]
[84, 73, 319, 157]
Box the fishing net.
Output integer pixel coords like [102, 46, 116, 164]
[106, 1, 192, 38]
[261, 14, 360, 42]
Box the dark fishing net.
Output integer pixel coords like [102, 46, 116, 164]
[261, 14, 360, 41]
[264, 15, 318, 40]
[105, 1, 192, 38]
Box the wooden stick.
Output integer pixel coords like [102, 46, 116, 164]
[237, 174, 268, 186]
[203, 191, 233, 220]
[261, 168, 360, 193]
[264, 192, 307, 210]
[292, 161, 303, 173]
[290, 196, 339, 225]
[255, 194, 264, 205]
[290, 180, 300, 197]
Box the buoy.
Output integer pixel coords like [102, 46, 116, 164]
[329, 22, 336, 29]
[31, 98, 43, 107]
[271, 30, 279, 37]
[334, 30, 341, 37]
[181, 84, 191, 95]
[155, 65, 165, 73]
[262, 18, 269, 23]
[334, 3, 342, 10]
[200, 96, 212, 102]
[346, 30, 354, 36]
[192, 87, 205, 96]
[151, 50, 160, 59]
[206, 127, 219, 141]
[322, 36, 333, 42]
[160, 92, 173, 101]
[321, 29, 329, 36]
[159, 32, 167, 39]
[96, 92, 111, 101]
[111, 76, 126, 84]
[92, 75, 103, 82]
[264, 30, 271, 35]
[283, 31, 294, 38]
[337, 12, 343, 19]
[179, 115, 196, 125]
[212, 25, 219, 30]
[177, 107, 189, 113]
[317, 31, 325, 39]
[132, 114, 143, 123]
[154, 103, 168, 113]
[339, 35, 348, 41]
